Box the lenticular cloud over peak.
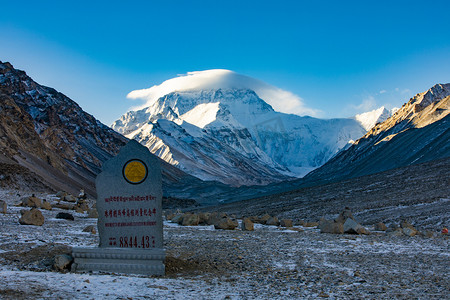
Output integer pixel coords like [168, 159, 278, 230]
[127, 69, 320, 117]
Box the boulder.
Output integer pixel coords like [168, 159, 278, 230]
[20, 196, 42, 208]
[258, 214, 271, 224]
[374, 222, 387, 231]
[241, 217, 254, 231]
[64, 195, 77, 203]
[87, 208, 98, 218]
[54, 254, 73, 271]
[182, 213, 200, 226]
[171, 214, 184, 224]
[55, 191, 67, 198]
[344, 218, 365, 234]
[402, 227, 417, 237]
[280, 219, 293, 227]
[248, 216, 259, 223]
[335, 207, 354, 223]
[400, 220, 416, 231]
[206, 212, 227, 226]
[19, 208, 44, 226]
[198, 212, 211, 224]
[266, 216, 280, 226]
[56, 212, 74, 221]
[41, 200, 52, 210]
[214, 217, 238, 230]
[83, 225, 96, 234]
[0, 200, 6, 214]
[319, 219, 344, 234]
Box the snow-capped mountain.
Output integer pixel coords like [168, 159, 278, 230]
[0, 61, 234, 204]
[113, 70, 367, 186]
[354, 106, 399, 131]
[303, 83, 450, 185]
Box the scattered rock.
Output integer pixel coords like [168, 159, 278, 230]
[343, 218, 369, 235]
[280, 219, 293, 227]
[0, 200, 6, 214]
[75, 207, 85, 214]
[182, 213, 200, 226]
[41, 200, 52, 210]
[266, 216, 280, 226]
[258, 214, 271, 224]
[56, 212, 74, 221]
[319, 218, 344, 234]
[402, 227, 417, 237]
[64, 195, 77, 203]
[207, 212, 228, 226]
[54, 254, 73, 271]
[241, 217, 254, 231]
[198, 212, 211, 225]
[399, 220, 417, 237]
[374, 222, 387, 231]
[388, 228, 404, 237]
[55, 191, 67, 198]
[19, 196, 42, 208]
[335, 206, 354, 223]
[87, 208, 98, 219]
[294, 219, 306, 226]
[83, 225, 96, 234]
[53, 203, 74, 210]
[304, 222, 319, 227]
[214, 217, 238, 230]
[248, 216, 259, 223]
[171, 214, 184, 224]
[19, 208, 44, 226]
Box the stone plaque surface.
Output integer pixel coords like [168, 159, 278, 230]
[72, 140, 165, 275]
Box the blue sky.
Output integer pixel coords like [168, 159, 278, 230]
[1, 0, 449, 124]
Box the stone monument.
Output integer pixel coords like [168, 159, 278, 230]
[72, 140, 165, 275]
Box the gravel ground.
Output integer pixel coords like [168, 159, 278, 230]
[0, 189, 449, 299]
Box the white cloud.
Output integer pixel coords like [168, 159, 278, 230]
[351, 95, 377, 113]
[379, 90, 387, 94]
[127, 69, 321, 117]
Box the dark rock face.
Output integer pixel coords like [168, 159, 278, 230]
[56, 212, 74, 221]
[0, 61, 127, 196]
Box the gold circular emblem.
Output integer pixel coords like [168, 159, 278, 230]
[123, 159, 148, 184]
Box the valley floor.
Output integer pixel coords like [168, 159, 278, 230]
[0, 189, 449, 299]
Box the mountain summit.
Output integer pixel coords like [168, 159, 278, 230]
[113, 71, 366, 186]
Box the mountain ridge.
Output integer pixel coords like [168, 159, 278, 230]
[113, 86, 367, 185]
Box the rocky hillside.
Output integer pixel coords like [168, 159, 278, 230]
[0, 61, 128, 195]
[302, 83, 450, 186]
[0, 61, 232, 203]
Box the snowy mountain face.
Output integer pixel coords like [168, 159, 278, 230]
[113, 72, 367, 186]
[354, 106, 398, 131]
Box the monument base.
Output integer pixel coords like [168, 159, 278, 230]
[72, 247, 165, 276]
